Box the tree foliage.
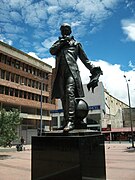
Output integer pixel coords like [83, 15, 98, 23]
[0, 108, 22, 147]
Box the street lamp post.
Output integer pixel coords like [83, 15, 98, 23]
[124, 75, 134, 148]
[40, 80, 43, 136]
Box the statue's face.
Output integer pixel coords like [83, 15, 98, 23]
[61, 26, 71, 37]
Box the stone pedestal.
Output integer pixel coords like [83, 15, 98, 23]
[32, 131, 106, 180]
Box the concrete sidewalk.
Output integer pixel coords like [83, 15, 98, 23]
[0, 145, 31, 152]
[105, 143, 135, 180]
[0, 143, 135, 180]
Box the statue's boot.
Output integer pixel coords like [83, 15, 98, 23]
[63, 121, 74, 132]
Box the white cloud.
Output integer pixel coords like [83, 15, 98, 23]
[28, 52, 55, 68]
[0, 35, 13, 45]
[129, 60, 135, 70]
[3, 23, 25, 34]
[28, 52, 41, 60]
[22, 2, 48, 27]
[47, 6, 60, 14]
[42, 57, 55, 68]
[8, 0, 32, 9]
[10, 11, 22, 22]
[42, 36, 57, 49]
[0, 0, 120, 52]
[27, 51, 135, 107]
[79, 59, 135, 107]
[121, 19, 135, 41]
[75, 0, 117, 22]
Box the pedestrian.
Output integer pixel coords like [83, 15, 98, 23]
[21, 136, 24, 145]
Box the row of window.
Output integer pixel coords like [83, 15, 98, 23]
[0, 85, 48, 103]
[0, 69, 48, 91]
[0, 53, 49, 79]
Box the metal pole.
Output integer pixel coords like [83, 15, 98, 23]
[40, 80, 43, 136]
[127, 81, 134, 148]
[124, 75, 134, 148]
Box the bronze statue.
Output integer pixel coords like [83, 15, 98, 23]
[50, 23, 102, 132]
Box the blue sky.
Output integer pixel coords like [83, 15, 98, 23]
[0, 0, 135, 106]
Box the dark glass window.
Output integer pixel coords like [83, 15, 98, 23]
[6, 71, 10, 80]
[11, 73, 15, 82]
[5, 87, 9, 95]
[24, 91, 27, 99]
[28, 92, 31, 99]
[1, 70, 5, 79]
[0, 85, 4, 94]
[15, 75, 19, 83]
[19, 90, 23, 98]
[24, 78, 27, 85]
[32, 80, 35, 88]
[36, 82, 38, 89]
[15, 60, 20, 69]
[10, 88, 14, 96]
[28, 79, 31, 87]
[1, 54, 6, 63]
[6, 57, 11, 65]
[11, 59, 15, 67]
[15, 89, 18, 97]
[32, 93, 34, 100]
[35, 95, 38, 101]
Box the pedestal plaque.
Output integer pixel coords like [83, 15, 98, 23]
[32, 131, 106, 180]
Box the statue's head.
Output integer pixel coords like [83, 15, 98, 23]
[60, 23, 72, 36]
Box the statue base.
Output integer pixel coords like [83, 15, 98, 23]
[32, 130, 106, 180]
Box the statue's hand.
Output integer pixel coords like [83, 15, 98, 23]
[60, 39, 69, 47]
[90, 66, 103, 76]
[87, 66, 103, 93]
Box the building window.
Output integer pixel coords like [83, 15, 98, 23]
[37, 69, 39, 77]
[6, 71, 10, 81]
[11, 73, 15, 82]
[24, 91, 27, 99]
[28, 66, 32, 73]
[0, 85, 4, 94]
[32, 80, 35, 88]
[10, 88, 14, 96]
[15, 60, 20, 69]
[33, 68, 36, 75]
[1, 54, 6, 63]
[19, 90, 23, 98]
[20, 76, 23, 84]
[52, 117, 58, 126]
[5, 87, 9, 95]
[35, 95, 38, 101]
[1, 70, 5, 79]
[28, 79, 31, 87]
[36, 81, 38, 89]
[42, 84, 44, 91]
[32, 93, 35, 100]
[11, 59, 15, 67]
[20, 62, 23, 70]
[15, 89, 18, 97]
[24, 64, 28, 72]
[6, 57, 11, 65]
[24, 78, 27, 85]
[15, 75, 19, 83]
[28, 92, 31, 99]
[39, 83, 41, 90]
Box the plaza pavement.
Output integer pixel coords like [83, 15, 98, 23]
[0, 142, 135, 180]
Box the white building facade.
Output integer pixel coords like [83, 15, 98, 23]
[51, 82, 128, 131]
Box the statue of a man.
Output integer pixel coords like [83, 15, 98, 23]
[50, 23, 95, 131]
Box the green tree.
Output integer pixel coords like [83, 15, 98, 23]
[0, 108, 22, 147]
